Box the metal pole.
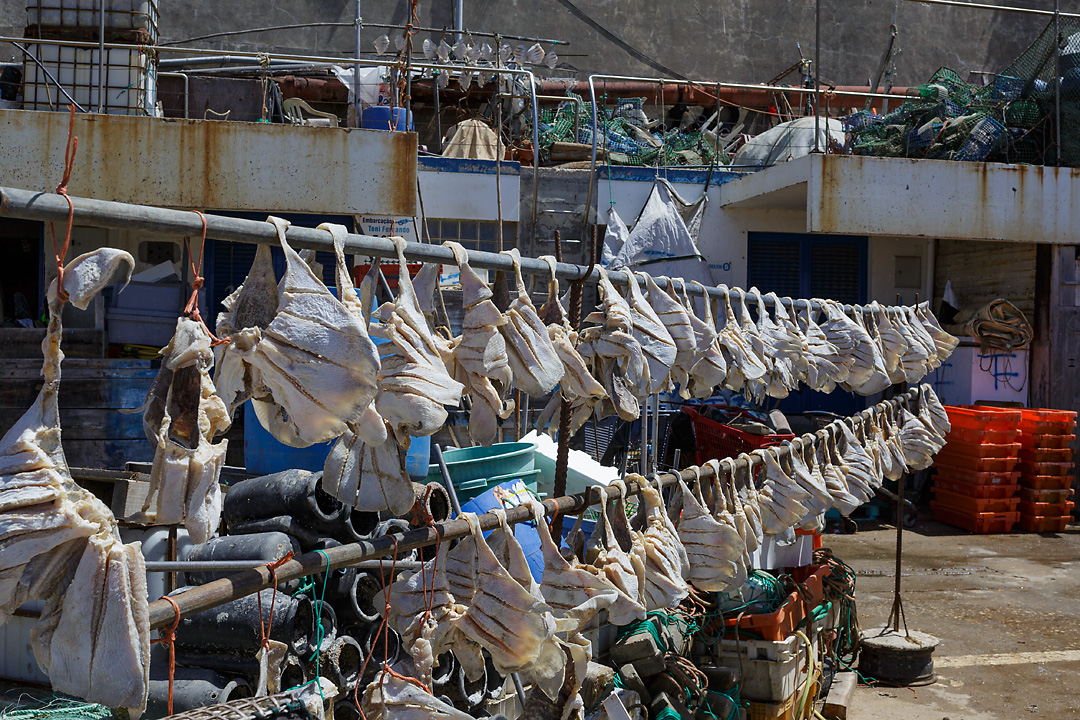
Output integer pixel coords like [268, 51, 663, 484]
[814, 0, 821, 153]
[354, 0, 363, 128]
[901, 0, 1079, 17]
[454, 0, 464, 42]
[144, 559, 424, 572]
[97, 0, 105, 113]
[1056, 0, 1062, 166]
[144, 389, 918, 629]
[0, 185, 893, 317]
[433, 444, 462, 517]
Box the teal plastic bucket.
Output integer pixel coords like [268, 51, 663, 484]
[426, 442, 536, 500]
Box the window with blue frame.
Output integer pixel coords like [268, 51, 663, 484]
[747, 232, 869, 416]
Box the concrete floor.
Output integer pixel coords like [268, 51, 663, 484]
[825, 515, 1080, 720]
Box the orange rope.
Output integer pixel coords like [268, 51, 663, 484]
[181, 211, 230, 346]
[47, 105, 78, 303]
[256, 551, 295, 652]
[150, 595, 182, 716]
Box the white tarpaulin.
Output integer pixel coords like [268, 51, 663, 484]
[601, 179, 714, 287]
[733, 117, 846, 167]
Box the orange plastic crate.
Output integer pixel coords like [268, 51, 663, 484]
[1019, 500, 1074, 516]
[683, 406, 793, 466]
[1019, 460, 1074, 477]
[1017, 514, 1073, 533]
[718, 564, 829, 641]
[1019, 447, 1074, 463]
[1020, 474, 1075, 490]
[931, 466, 1019, 485]
[1018, 408, 1077, 435]
[1019, 433, 1076, 450]
[931, 488, 1021, 514]
[945, 405, 1022, 432]
[941, 441, 1021, 459]
[933, 451, 1020, 473]
[946, 426, 1020, 446]
[933, 477, 1018, 498]
[930, 502, 1018, 533]
[1020, 486, 1074, 503]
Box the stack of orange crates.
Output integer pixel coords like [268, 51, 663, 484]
[930, 406, 1022, 533]
[1017, 409, 1076, 532]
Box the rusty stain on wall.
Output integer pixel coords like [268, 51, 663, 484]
[0, 109, 417, 216]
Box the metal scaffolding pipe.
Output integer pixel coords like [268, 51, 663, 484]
[903, 0, 1080, 18]
[144, 388, 918, 629]
[0, 185, 911, 317]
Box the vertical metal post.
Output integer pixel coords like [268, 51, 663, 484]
[453, 0, 464, 42]
[97, 0, 105, 113]
[495, 34, 504, 252]
[1056, 0, 1062, 166]
[354, 0, 363, 128]
[433, 71, 442, 152]
[166, 526, 178, 594]
[640, 398, 649, 474]
[890, 470, 905, 633]
[651, 394, 660, 474]
[814, 0, 821, 152]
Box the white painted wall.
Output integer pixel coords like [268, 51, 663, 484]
[868, 236, 934, 305]
[417, 165, 520, 222]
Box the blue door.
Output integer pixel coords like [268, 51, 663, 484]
[747, 232, 869, 416]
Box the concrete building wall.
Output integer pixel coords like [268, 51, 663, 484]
[1, 1, 1050, 90]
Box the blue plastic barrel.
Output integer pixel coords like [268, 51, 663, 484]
[243, 401, 428, 478]
[361, 106, 413, 131]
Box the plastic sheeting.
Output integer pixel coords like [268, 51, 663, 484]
[442, 119, 504, 160]
[601, 179, 714, 287]
[733, 117, 846, 167]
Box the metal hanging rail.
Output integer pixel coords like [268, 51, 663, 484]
[142, 387, 921, 629]
[0, 186, 911, 317]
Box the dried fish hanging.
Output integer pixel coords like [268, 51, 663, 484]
[215, 217, 381, 446]
[444, 241, 514, 446]
[0, 248, 150, 717]
[139, 217, 230, 543]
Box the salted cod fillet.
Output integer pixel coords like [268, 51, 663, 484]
[498, 249, 564, 397]
[320, 231, 424, 515]
[218, 216, 381, 447]
[444, 242, 513, 446]
[139, 317, 230, 543]
[0, 248, 150, 717]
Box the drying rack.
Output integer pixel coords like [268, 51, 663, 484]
[0, 186, 929, 630]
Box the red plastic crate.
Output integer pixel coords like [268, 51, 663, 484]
[1020, 474, 1075, 490]
[1020, 486, 1074, 503]
[1018, 408, 1077, 435]
[1019, 447, 1074, 463]
[353, 261, 423, 290]
[1019, 500, 1074, 516]
[941, 441, 1021, 459]
[933, 451, 1020, 473]
[931, 488, 1020, 513]
[933, 477, 1018, 498]
[945, 405, 1022, 432]
[1018, 460, 1074, 477]
[683, 406, 793, 466]
[946, 426, 1020, 446]
[717, 564, 830, 642]
[1019, 433, 1076, 450]
[930, 502, 1018, 533]
[1017, 514, 1074, 533]
[931, 466, 1019, 485]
